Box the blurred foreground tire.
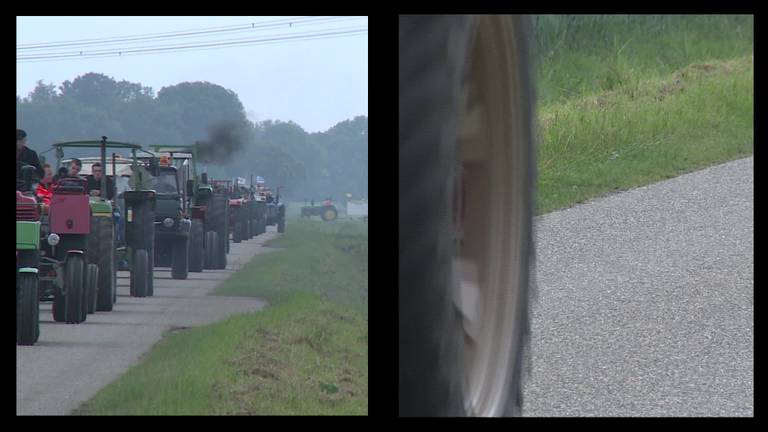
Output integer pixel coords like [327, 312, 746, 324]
[399, 15, 535, 417]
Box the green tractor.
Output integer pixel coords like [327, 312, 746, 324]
[135, 153, 192, 279]
[17, 165, 41, 344]
[149, 145, 228, 271]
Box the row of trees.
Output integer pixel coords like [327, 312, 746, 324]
[17, 73, 368, 202]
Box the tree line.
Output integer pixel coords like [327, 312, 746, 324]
[17, 72, 368, 203]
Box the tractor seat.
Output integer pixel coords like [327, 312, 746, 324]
[53, 177, 87, 194]
[54, 185, 86, 194]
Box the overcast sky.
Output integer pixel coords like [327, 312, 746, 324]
[17, 16, 368, 133]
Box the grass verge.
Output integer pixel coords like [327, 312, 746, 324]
[536, 55, 753, 215]
[75, 219, 367, 415]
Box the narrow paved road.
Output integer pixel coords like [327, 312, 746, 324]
[17, 227, 280, 415]
[523, 157, 753, 417]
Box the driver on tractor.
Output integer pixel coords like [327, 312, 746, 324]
[54, 158, 83, 181]
[16, 128, 44, 180]
[35, 163, 54, 205]
[86, 162, 115, 199]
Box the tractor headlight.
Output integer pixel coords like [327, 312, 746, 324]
[163, 218, 174, 227]
[47, 233, 60, 246]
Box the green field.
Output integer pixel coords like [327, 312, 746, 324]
[75, 219, 368, 415]
[532, 15, 753, 215]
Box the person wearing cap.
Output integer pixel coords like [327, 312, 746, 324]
[16, 129, 44, 179]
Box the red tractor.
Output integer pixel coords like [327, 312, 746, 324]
[38, 176, 96, 324]
[210, 178, 251, 244]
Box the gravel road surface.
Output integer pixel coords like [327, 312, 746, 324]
[17, 227, 280, 415]
[523, 157, 753, 417]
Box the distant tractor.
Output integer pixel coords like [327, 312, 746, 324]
[260, 186, 286, 233]
[211, 177, 255, 243]
[301, 197, 338, 222]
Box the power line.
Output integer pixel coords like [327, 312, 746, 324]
[17, 16, 311, 49]
[16, 28, 367, 63]
[18, 26, 367, 60]
[18, 17, 366, 55]
[20, 24, 367, 58]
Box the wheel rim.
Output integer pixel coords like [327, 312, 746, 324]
[453, 15, 529, 417]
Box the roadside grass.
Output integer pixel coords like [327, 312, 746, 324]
[215, 219, 368, 312]
[535, 55, 753, 215]
[534, 15, 754, 106]
[75, 218, 368, 415]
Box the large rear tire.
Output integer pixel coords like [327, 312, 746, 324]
[148, 247, 155, 297]
[204, 231, 218, 270]
[209, 195, 229, 269]
[17, 273, 39, 345]
[189, 219, 204, 272]
[233, 221, 243, 243]
[131, 249, 149, 298]
[171, 237, 189, 280]
[88, 216, 115, 312]
[321, 206, 337, 222]
[63, 254, 86, 323]
[112, 254, 118, 305]
[399, 15, 534, 417]
[86, 263, 99, 315]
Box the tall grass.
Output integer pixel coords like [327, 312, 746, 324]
[533, 15, 754, 106]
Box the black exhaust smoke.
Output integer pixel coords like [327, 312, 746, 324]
[195, 121, 245, 165]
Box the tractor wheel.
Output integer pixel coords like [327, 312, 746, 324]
[321, 206, 338, 222]
[218, 232, 228, 269]
[154, 240, 171, 268]
[86, 263, 99, 315]
[171, 237, 189, 280]
[17, 273, 40, 345]
[131, 249, 149, 298]
[88, 216, 115, 312]
[399, 15, 534, 417]
[209, 195, 229, 268]
[204, 231, 218, 269]
[188, 219, 204, 272]
[233, 221, 243, 243]
[53, 287, 66, 323]
[148, 248, 155, 297]
[63, 254, 86, 323]
[112, 254, 118, 305]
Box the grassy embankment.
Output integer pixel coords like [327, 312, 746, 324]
[533, 15, 753, 214]
[75, 218, 368, 415]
